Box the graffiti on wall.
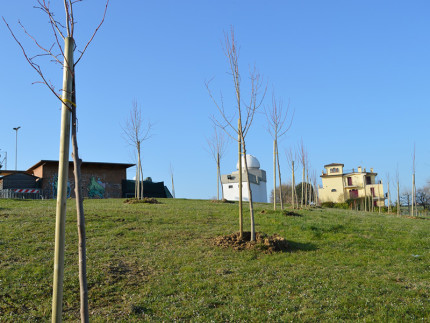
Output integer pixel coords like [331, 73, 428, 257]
[88, 176, 105, 198]
[51, 174, 71, 199]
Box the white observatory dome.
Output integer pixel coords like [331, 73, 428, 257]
[236, 154, 260, 170]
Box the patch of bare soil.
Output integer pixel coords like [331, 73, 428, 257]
[283, 210, 302, 217]
[213, 231, 289, 253]
[211, 198, 234, 204]
[259, 209, 301, 217]
[106, 260, 152, 284]
[406, 216, 429, 220]
[124, 197, 160, 204]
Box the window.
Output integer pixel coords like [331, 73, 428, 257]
[366, 176, 371, 185]
[331, 189, 337, 192]
[330, 167, 339, 173]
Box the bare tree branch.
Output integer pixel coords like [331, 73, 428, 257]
[74, 0, 109, 66]
[2, 17, 66, 105]
[18, 20, 64, 66]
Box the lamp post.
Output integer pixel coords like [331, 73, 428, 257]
[13, 126, 21, 170]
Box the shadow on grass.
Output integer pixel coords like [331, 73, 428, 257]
[286, 240, 318, 253]
[131, 304, 153, 316]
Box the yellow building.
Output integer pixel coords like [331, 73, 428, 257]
[318, 163, 385, 208]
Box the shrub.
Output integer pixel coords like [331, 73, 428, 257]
[334, 202, 349, 209]
[321, 201, 335, 208]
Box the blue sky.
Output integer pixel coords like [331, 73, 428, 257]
[0, 1, 429, 200]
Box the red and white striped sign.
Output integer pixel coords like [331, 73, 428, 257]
[13, 189, 40, 193]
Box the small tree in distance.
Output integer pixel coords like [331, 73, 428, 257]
[286, 148, 298, 209]
[122, 101, 152, 200]
[265, 92, 293, 210]
[207, 126, 228, 200]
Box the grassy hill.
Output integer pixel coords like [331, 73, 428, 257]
[0, 198, 429, 321]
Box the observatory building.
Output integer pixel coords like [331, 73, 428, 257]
[221, 154, 267, 203]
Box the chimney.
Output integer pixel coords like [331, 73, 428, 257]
[358, 166, 362, 173]
[370, 168, 374, 173]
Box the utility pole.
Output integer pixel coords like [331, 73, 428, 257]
[13, 126, 21, 170]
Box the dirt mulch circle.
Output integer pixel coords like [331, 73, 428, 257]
[283, 210, 302, 217]
[213, 231, 289, 253]
[211, 198, 234, 204]
[259, 209, 302, 217]
[124, 197, 161, 204]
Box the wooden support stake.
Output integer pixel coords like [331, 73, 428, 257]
[52, 36, 74, 323]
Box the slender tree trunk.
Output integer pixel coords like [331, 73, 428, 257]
[273, 140, 276, 210]
[241, 136, 255, 241]
[387, 181, 391, 213]
[70, 77, 89, 323]
[139, 157, 144, 199]
[276, 142, 283, 210]
[219, 170, 223, 200]
[301, 166, 305, 208]
[135, 164, 138, 198]
[407, 194, 410, 215]
[411, 174, 415, 217]
[291, 161, 295, 209]
[397, 179, 400, 216]
[378, 181, 381, 213]
[135, 145, 140, 199]
[52, 36, 74, 323]
[305, 172, 309, 207]
[238, 121, 243, 239]
[136, 142, 143, 199]
[414, 179, 417, 217]
[217, 153, 220, 200]
[171, 174, 175, 198]
[363, 176, 367, 212]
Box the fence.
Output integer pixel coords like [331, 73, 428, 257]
[0, 189, 44, 200]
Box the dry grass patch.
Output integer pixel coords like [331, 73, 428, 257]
[123, 197, 161, 204]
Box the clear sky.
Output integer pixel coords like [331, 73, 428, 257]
[1, 1, 429, 200]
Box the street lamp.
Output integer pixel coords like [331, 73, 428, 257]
[13, 126, 21, 170]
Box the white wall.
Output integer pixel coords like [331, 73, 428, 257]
[222, 181, 267, 203]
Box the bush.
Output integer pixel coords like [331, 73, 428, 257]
[321, 201, 335, 208]
[334, 203, 349, 209]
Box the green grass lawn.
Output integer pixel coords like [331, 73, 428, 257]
[1, 198, 429, 322]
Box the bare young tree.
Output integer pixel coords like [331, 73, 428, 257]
[286, 148, 298, 209]
[122, 101, 152, 200]
[396, 166, 400, 216]
[298, 140, 308, 208]
[311, 170, 318, 206]
[206, 27, 265, 241]
[169, 163, 176, 198]
[3, 1, 109, 321]
[386, 173, 391, 213]
[207, 126, 228, 200]
[411, 143, 417, 216]
[265, 93, 293, 210]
